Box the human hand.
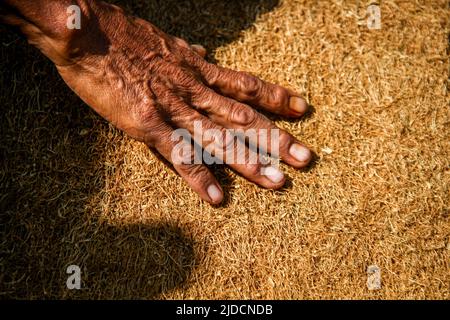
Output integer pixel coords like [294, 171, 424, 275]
[7, 1, 313, 204]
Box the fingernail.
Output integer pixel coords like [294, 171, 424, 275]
[289, 96, 308, 114]
[261, 166, 285, 184]
[207, 184, 223, 203]
[289, 144, 311, 162]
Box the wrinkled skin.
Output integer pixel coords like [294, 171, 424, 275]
[2, 1, 312, 204]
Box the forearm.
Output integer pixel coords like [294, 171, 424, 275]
[0, 0, 110, 65]
[0, 0, 98, 35]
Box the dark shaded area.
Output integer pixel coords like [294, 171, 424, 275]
[0, 0, 279, 299]
[111, 0, 279, 57]
[74, 223, 197, 299]
[0, 29, 196, 299]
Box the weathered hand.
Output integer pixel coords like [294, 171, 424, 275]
[5, 1, 312, 204]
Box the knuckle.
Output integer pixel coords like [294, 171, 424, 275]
[174, 37, 190, 49]
[278, 132, 294, 152]
[202, 63, 221, 86]
[180, 163, 209, 181]
[191, 44, 206, 56]
[245, 162, 262, 176]
[162, 63, 199, 92]
[239, 73, 261, 98]
[268, 85, 290, 109]
[220, 129, 235, 154]
[229, 104, 257, 126]
[191, 88, 218, 114]
[203, 126, 230, 155]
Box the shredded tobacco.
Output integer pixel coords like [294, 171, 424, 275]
[0, 0, 448, 299]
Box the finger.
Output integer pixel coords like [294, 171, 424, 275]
[190, 61, 308, 117]
[161, 95, 287, 189]
[146, 120, 224, 204]
[190, 44, 207, 58]
[192, 88, 312, 168]
[172, 36, 207, 58]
